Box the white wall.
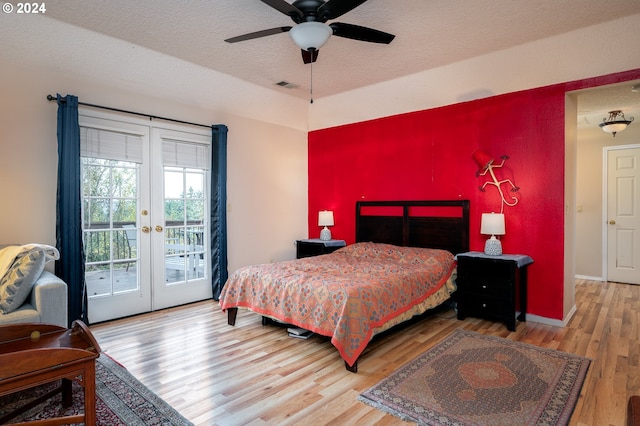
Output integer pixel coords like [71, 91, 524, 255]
[309, 14, 640, 130]
[0, 17, 309, 274]
[565, 95, 578, 322]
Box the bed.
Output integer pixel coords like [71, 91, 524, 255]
[219, 200, 470, 372]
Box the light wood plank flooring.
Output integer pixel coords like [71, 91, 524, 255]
[89, 279, 640, 425]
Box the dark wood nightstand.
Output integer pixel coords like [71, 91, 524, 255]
[296, 239, 346, 259]
[455, 251, 533, 331]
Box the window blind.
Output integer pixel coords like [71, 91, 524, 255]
[162, 139, 209, 170]
[80, 127, 143, 163]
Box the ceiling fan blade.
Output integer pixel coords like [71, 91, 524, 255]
[224, 26, 292, 43]
[260, 0, 304, 20]
[318, 0, 368, 20]
[301, 49, 319, 64]
[329, 22, 395, 44]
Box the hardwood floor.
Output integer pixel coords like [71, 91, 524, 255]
[89, 279, 640, 425]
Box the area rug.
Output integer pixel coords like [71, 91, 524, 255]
[0, 354, 193, 425]
[358, 329, 590, 426]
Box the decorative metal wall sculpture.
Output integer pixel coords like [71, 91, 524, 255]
[473, 149, 520, 212]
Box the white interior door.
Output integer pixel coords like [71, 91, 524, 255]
[606, 146, 640, 285]
[81, 112, 212, 323]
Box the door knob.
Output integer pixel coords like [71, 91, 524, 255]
[155, 225, 163, 232]
[609, 220, 616, 225]
[141, 226, 150, 233]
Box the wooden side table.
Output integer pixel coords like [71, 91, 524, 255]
[296, 239, 346, 259]
[0, 320, 101, 425]
[455, 251, 533, 331]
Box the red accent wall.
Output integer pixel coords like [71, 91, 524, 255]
[308, 69, 640, 321]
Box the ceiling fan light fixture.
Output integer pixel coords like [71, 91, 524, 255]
[599, 110, 634, 137]
[289, 22, 332, 51]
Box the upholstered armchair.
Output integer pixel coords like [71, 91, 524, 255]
[0, 245, 68, 328]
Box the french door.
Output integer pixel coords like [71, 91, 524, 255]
[80, 113, 212, 323]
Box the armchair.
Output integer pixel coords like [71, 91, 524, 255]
[0, 245, 68, 328]
[0, 271, 67, 327]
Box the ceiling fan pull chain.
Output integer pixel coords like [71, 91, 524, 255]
[310, 53, 314, 104]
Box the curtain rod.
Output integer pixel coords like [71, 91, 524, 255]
[46, 94, 217, 130]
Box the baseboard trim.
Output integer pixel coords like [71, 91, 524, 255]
[515, 276, 602, 328]
[519, 305, 576, 328]
[575, 274, 603, 282]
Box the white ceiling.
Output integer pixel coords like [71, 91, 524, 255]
[576, 81, 640, 128]
[44, 0, 640, 125]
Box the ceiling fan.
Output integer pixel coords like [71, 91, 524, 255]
[224, 0, 395, 64]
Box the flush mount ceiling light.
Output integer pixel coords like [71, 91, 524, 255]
[599, 110, 634, 137]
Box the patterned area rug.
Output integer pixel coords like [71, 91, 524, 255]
[358, 329, 590, 425]
[0, 354, 192, 425]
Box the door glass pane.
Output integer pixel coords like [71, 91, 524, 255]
[186, 172, 203, 197]
[82, 157, 139, 298]
[164, 166, 207, 283]
[113, 199, 136, 223]
[82, 160, 110, 197]
[164, 170, 184, 199]
[186, 199, 204, 222]
[83, 198, 109, 226]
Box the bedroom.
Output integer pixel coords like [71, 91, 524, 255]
[1, 1, 639, 324]
[1, 2, 640, 424]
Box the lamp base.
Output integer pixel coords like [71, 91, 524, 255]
[484, 236, 502, 256]
[320, 226, 332, 241]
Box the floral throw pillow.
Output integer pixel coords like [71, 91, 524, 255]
[0, 250, 46, 314]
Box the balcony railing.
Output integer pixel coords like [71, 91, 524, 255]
[84, 221, 206, 297]
[83, 221, 204, 264]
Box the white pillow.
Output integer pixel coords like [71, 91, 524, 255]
[0, 250, 46, 314]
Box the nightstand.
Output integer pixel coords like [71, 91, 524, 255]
[455, 251, 533, 331]
[296, 239, 346, 259]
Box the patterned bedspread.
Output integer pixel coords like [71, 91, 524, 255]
[219, 242, 456, 367]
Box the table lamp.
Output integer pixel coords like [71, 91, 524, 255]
[481, 212, 505, 255]
[318, 210, 334, 241]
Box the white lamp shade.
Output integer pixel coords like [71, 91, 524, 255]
[601, 122, 628, 134]
[318, 210, 334, 227]
[480, 213, 505, 236]
[289, 22, 332, 51]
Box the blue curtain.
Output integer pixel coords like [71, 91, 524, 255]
[210, 125, 228, 300]
[55, 94, 87, 327]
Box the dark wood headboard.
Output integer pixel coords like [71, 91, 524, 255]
[355, 200, 470, 255]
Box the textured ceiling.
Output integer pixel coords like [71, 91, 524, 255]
[44, 0, 640, 124]
[577, 81, 640, 128]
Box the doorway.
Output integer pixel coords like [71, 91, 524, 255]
[80, 112, 213, 323]
[573, 80, 640, 285]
